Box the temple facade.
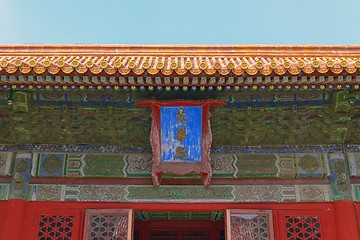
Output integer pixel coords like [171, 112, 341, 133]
[0, 45, 359, 239]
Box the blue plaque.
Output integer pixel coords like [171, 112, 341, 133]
[160, 106, 202, 162]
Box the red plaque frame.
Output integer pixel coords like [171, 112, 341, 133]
[137, 100, 225, 187]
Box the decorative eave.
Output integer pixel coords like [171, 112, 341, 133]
[0, 45, 360, 90]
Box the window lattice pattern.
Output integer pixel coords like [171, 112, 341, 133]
[285, 216, 322, 240]
[89, 214, 128, 240]
[37, 215, 74, 240]
[231, 214, 270, 240]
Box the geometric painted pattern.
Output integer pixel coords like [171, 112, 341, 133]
[28, 184, 332, 203]
[37, 215, 74, 240]
[285, 216, 322, 240]
[31, 152, 329, 179]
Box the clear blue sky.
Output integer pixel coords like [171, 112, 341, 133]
[1, 0, 360, 44]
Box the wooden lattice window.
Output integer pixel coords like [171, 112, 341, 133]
[83, 209, 134, 240]
[37, 215, 74, 240]
[285, 215, 322, 240]
[225, 209, 274, 240]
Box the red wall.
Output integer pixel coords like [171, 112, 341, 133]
[0, 200, 358, 240]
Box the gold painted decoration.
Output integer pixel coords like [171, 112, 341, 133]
[204, 68, 216, 75]
[231, 68, 243, 75]
[161, 68, 173, 76]
[42, 59, 51, 68]
[75, 66, 88, 74]
[132, 68, 145, 75]
[34, 65, 46, 74]
[0, 60, 8, 68]
[5, 64, 17, 74]
[199, 61, 207, 70]
[190, 68, 201, 75]
[147, 68, 159, 75]
[19, 65, 32, 74]
[104, 67, 116, 75]
[90, 66, 102, 74]
[48, 66, 60, 74]
[61, 66, 74, 74]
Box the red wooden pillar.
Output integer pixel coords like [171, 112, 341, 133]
[334, 200, 360, 240]
[1, 199, 27, 240]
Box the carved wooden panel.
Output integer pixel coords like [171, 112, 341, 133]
[83, 209, 133, 240]
[226, 209, 274, 240]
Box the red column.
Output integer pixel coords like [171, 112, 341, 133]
[1, 199, 27, 240]
[334, 200, 360, 240]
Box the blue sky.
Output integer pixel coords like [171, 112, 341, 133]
[1, 0, 360, 44]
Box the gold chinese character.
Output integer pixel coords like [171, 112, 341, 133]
[176, 147, 189, 160]
[176, 108, 188, 123]
[176, 126, 186, 142]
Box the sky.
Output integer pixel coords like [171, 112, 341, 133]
[1, 0, 360, 45]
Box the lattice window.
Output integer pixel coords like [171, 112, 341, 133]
[285, 216, 322, 240]
[226, 209, 274, 240]
[37, 215, 74, 240]
[84, 209, 133, 240]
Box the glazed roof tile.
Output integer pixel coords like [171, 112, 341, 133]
[0, 45, 359, 76]
[0, 45, 359, 88]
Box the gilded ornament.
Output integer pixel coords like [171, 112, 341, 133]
[0, 60, 8, 68]
[85, 60, 94, 68]
[255, 61, 263, 69]
[104, 67, 116, 75]
[269, 61, 277, 69]
[288, 67, 300, 75]
[48, 66, 60, 74]
[296, 60, 305, 68]
[274, 67, 286, 75]
[56, 59, 65, 67]
[240, 61, 248, 70]
[330, 65, 343, 74]
[71, 59, 80, 68]
[227, 62, 235, 69]
[213, 61, 221, 70]
[311, 59, 320, 68]
[326, 59, 335, 68]
[19, 65, 31, 73]
[302, 66, 315, 74]
[156, 61, 164, 69]
[199, 61, 207, 70]
[340, 59, 348, 67]
[100, 60, 108, 69]
[161, 68, 172, 76]
[245, 68, 258, 75]
[184, 61, 192, 70]
[142, 61, 151, 69]
[29, 59, 37, 67]
[354, 59, 360, 68]
[61, 66, 74, 74]
[127, 61, 136, 69]
[42, 59, 51, 68]
[114, 59, 122, 68]
[5, 65, 17, 74]
[14, 59, 22, 67]
[231, 68, 243, 75]
[175, 68, 186, 75]
[132, 68, 144, 75]
[345, 67, 357, 74]
[34, 65, 46, 74]
[189, 68, 201, 75]
[147, 68, 159, 75]
[75, 66, 88, 74]
[282, 60, 291, 69]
